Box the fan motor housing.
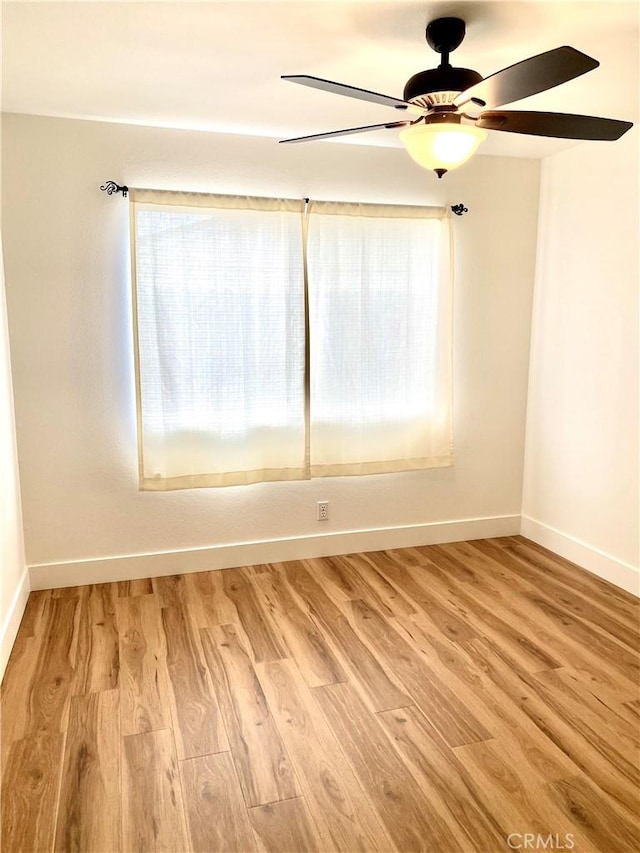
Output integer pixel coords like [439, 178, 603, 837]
[403, 67, 483, 104]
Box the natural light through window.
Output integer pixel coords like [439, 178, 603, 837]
[306, 201, 452, 477]
[131, 190, 453, 489]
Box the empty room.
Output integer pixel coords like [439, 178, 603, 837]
[1, 2, 638, 852]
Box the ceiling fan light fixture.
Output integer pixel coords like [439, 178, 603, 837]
[399, 122, 487, 177]
[281, 19, 632, 156]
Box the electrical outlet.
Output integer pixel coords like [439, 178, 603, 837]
[317, 501, 329, 521]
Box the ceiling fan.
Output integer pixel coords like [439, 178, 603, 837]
[279, 17, 633, 177]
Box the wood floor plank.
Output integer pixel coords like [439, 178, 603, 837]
[391, 609, 491, 694]
[469, 539, 640, 653]
[152, 573, 187, 608]
[117, 577, 153, 597]
[424, 546, 637, 702]
[162, 604, 229, 759]
[284, 562, 410, 712]
[435, 541, 525, 590]
[24, 596, 80, 737]
[200, 623, 299, 807]
[452, 738, 596, 852]
[116, 593, 172, 736]
[1, 635, 39, 764]
[121, 729, 188, 852]
[533, 667, 640, 749]
[1, 732, 64, 852]
[550, 774, 640, 852]
[402, 551, 564, 672]
[519, 592, 640, 684]
[410, 541, 512, 592]
[502, 537, 639, 620]
[342, 553, 418, 617]
[72, 582, 119, 695]
[257, 658, 394, 852]
[54, 689, 120, 852]
[553, 658, 635, 713]
[411, 544, 488, 585]
[314, 681, 469, 853]
[407, 547, 637, 702]
[249, 797, 321, 853]
[304, 555, 396, 617]
[621, 697, 640, 720]
[184, 569, 238, 628]
[251, 571, 347, 688]
[377, 705, 512, 852]
[222, 569, 287, 662]
[449, 544, 638, 684]
[51, 585, 90, 600]
[364, 550, 483, 642]
[392, 609, 580, 775]
[394, 620, 579, 783]
[347, 598, 492, 746]
[17, 589, 49, 637]
[462, 638, 640, 816]
[180, 752, 257, 853]
[246, 562, 280, 575]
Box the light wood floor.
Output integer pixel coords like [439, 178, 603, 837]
[1, 536, 639, 853]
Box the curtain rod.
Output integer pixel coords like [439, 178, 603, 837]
[99, 181, 468, 215]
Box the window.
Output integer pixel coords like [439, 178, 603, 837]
[130, 190, 453, 489]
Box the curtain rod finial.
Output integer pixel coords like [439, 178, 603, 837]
[451, 203, 468, 216]
[100, 181, 128, 197]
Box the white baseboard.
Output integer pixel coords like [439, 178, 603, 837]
[29, 514, 520, 590]
[520, 516, 640, 597]
[1, 566, 30, 681]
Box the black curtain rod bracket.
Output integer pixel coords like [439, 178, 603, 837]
[451, 203, 468, 216]
[100, 181, 129, 197]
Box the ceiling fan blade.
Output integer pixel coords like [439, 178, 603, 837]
[477, 110, 633, 140]
[279, 121, 410, 144]
[282, 75, 413, 111]
[454, 46, 599, 110]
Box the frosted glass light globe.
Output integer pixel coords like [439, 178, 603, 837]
[400, 123, 487, 176]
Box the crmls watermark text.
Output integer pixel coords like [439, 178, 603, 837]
[507, 833, 575, 850]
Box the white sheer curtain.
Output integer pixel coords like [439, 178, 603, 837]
[131, 191, 452, 490]
[130, 190, 306, 489]
[306, 201, 453, 476]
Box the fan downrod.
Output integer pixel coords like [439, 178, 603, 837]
[426, 17, 466, 65]
[403, 17, 479, 103]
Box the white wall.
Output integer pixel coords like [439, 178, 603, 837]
[2, 114, 540, 588]
[523, 127, 640, 594]
[1, 238, 29, 677]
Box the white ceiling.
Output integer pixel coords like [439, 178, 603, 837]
[2, 1, 638, 159]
